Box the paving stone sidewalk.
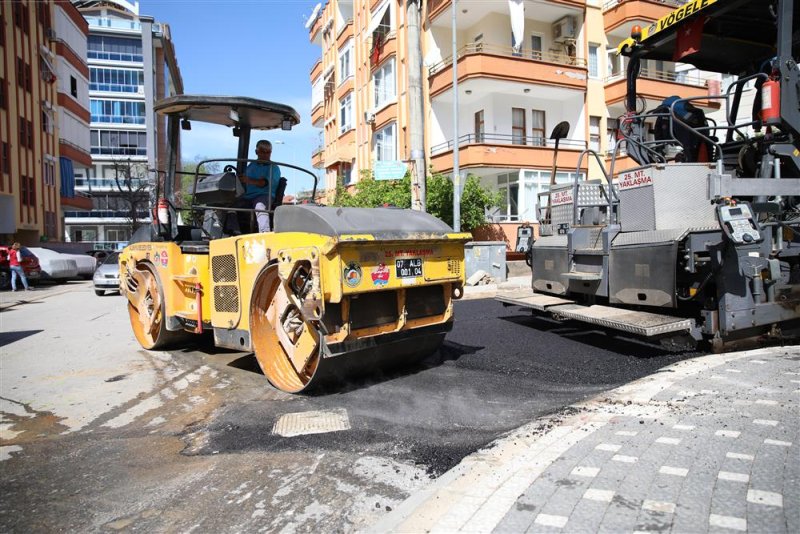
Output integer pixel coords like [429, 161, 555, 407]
[369, 346, 800, 533]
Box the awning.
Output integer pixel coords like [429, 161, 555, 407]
[368, 0, 391, 36]
[60, 157, 76, 198]
[509, 0, 525, 53]
[305, 2, 322, 30]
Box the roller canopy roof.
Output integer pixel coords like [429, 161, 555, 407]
[154, 95, 300, 129]
[618, 0, 799, 74]
[273, 205, 455, 239]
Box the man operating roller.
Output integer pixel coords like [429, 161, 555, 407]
[237, 139, 293, 232]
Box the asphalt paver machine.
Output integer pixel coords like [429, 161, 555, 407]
[120, 95, 470, 392]
[499, 0, 800, 350]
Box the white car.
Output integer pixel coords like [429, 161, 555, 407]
[26, 248, 79, 283]
[92, 252, 120, 296]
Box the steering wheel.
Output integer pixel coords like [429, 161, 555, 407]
[223, 165, 237, 174]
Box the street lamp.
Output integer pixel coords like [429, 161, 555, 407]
[452, 0, 461, 232]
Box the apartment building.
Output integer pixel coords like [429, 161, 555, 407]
[0, 0, 91, 245]
[308, 0, 722, 240]
[68, 0, 182, 250]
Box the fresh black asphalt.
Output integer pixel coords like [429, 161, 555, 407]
[197, 299, 705, 475]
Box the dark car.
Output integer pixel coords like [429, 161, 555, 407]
[0, 245, 42, 289]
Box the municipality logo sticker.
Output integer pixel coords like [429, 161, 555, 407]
[343, 261, 362, 287]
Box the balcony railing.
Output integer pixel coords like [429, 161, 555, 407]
[84, 16, 142, 31]
[605, 67, 708, 87]
[602, 0, 686, 11]
[429, 43, 586, 76]
[431, 133, 587, 155]
[64, 210, 149, 219]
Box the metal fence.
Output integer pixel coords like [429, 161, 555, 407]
[428, 43, 586, 76]
[431, 133, 587, 155]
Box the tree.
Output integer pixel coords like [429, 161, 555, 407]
[331, 169, 500, 233]
[109, 158, 151, 238]
[180, 157, 221, 208]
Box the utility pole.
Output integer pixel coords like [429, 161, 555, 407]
[407, 0, 426, 211]
[452, 0, 460, 231]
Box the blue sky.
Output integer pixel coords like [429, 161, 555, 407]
[143, 0, 323, 193]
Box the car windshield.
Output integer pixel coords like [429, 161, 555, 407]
[103, 252, 120, 265]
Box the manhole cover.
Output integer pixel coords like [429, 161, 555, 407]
[272, 408, 351, 437]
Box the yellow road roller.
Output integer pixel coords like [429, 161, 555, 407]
[120, 95, 470, 392]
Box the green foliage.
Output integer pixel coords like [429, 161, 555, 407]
[332, 170, 411, 209]
[180, 159, 221, 208]
[426, 171, 501, 233]
[330, 169, 500, 233]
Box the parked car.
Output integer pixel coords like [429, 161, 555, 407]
[0, 245, 42, 289]
[92, 252, 120, 296]
[24, 248, 78, 283]
[36, 248, 97, 279]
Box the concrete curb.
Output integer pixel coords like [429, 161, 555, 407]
[365, 347, 780, 533]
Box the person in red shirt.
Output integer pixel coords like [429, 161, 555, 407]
[9, 242, 32, 292]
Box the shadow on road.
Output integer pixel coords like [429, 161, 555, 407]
[500, 312, 703, 359]
[0, 329, 44, 348]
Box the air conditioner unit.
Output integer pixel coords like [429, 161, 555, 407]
[364, 111, 376, 124]
[46, 28, 57, 41]
[552, 16, 576, 43]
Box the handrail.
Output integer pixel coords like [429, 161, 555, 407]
[429, 43, 586, 76]
[431, 133, 587, 155]
[573, 150, 616, 226]
[605, 67, 708, 88]
[602, 0, 685, 12]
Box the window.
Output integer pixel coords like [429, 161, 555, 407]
[90, 129, 147, 156]
[70, 76, 78, 98]
[512, 108, 526, 145]
[531, 110, 546, 146]
[338, 40, 353, 82]
[0, 77, 5, 109]
[90, 67, 144, 93]
[607, 118, 619, 154]
[87, 35, 143, 62]
[19, 117, 28, 148]
[42, 110, 50, 134]
[530, 34, 543, 60]
[44, 211, 57, 240]
[17, 59, 31, 92]
[20, 175, 35, 206]
[13, 2, 29, 34]
[341, 161, 353, 186]
[339, 92, 353, 133]
[43, 159, 56, 186]
[90, 99, 146, 124]
[498, 173, 519, 221]
[588, 44, 600, 78]
[474, 110, 484, 143]
[373, 58, 395, 108]
[1, 142, 9, 174]
[374, 122, 396, 161]
[590, 116, 601, 152]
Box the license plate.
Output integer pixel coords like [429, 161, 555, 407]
[395, 258, 422, 278]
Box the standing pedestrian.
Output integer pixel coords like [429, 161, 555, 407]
[9, 243, 32, 292]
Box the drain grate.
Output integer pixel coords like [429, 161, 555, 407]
[272, 408, 351, 437]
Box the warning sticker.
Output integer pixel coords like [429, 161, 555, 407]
[618, 168, 654, 191]
[551, 189, 574, 206]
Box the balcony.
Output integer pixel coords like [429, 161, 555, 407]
[310, 59, 322, 82]
[428, 0, 586, 24]
[605, 68, 720, 110]
[430, 134, 588, 173]
[429, 44, 586, 97]
[602, 0, 684, 37]
[60, 191, 93, 211]
[84, 16, 141, 32]
[311, 102, 324, 127]
[312, 145, 324, 169]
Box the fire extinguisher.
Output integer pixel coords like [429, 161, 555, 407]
[761, 76, 781, 125]
[157, 198, 170, 227]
